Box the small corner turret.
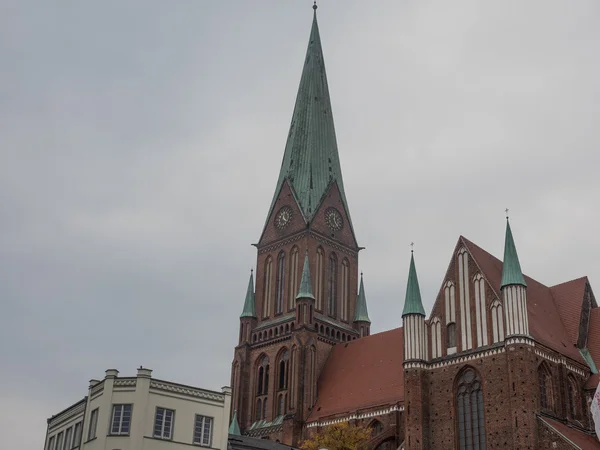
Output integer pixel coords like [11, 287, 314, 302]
[402, 249, 427, 362]
[354, 273, 371, 337]
[296, 250, 316, 327]
[501, 216, 529, 337]
[238, 270, 257, 345]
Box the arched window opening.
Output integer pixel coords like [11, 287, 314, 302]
[370, 420, 384, 436]
[473, 273, 488, 347]
[277, 393, 285, 416]
[253, 334, 257, 343]
[257, 367, 264, 395]
[568, 376, 580, 420]
[263, 256, 273, 318]
[262, 400, 267, 420]
[327, 253, 338, 317]
[285, 324, 290, 333]
[447, 322, 457, 352]
[275, 328, 279, 336]
[275, 252, 286, 315]
[320, 325, 324, 334]
[278, 351, 290, 390]
[538, 363, 554, 412]
[316, 247, 324, 310]
[256, 355, 270, 416]
[456, 368, 486, 449]
[288, 247, 299, 310]
[431, 318, 442, 359]
[336, 331, 341, 340]
[341, 259, 350, 321]
[491, 300, 504, 343]
[342, 333, 346, 341]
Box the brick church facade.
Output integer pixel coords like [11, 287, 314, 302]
[229, 6, 600, 449]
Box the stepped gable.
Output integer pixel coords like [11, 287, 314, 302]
[461, 236, 585, 365]
[308, 328, 404, 421]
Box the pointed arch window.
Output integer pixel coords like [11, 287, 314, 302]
[288, 247, 299, 310]
[263, 256, 273, 318]
[256, 355, 270, 420]
[277, 350, 290, 390]
[316, 247, 324, 311]
[341, 259, 350, 321]
[473, 274, 488, 347]
[275, 252, 286, 315]
[538, 363, 554, 412]
[457, 248, 473, 351]
[327, 253, 338, 318]
[370, 419, 384, 436]
[447, 322, 457, 354]
[456, 368, 486, 449]
[490, 300, 504, 343]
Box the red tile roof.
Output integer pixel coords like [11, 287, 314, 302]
[550, 278, 588, 345]
[309, 328, 404, 421]
[539, 416, 600, 449]
[461, 237, 586, 365]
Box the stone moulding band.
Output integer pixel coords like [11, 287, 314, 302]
[48, 401, 86, 429]
[150, 381, 225, 402]
[306, 405, 403, 429]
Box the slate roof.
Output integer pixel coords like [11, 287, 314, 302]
[500, 219, 527, 288]
[263, 8, 353, 232]
[402, 252, 425, 316]
[538, 416, 600, 449]
[240, 272, 256, 318]
[309, 327, 404, 420]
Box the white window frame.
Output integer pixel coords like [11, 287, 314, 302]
[55, 432, 64, 450]
[63, 427, 72, 450]
[47, 436, 55, 450]
[153, 407, 175, 439]
[88, 408, 98, 440]
[72, 422, 82, 448]
[110, 404, 133, 436]
[193, 415, 213, 447]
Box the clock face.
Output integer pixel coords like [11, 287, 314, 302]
[275, 206, 293, 230]
[324, 207, 343, 231]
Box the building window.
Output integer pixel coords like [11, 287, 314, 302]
[456, 368, 486, 449]
[370, 420, 384, 436]
[256, 355, 269, 420]
[458, 249, 473, 351]
[193, 415, 213, 447]
[289, 247, 299, 310]
[447, 322, 457, 352]
[154, 407, 174, 439]
[55, 432, 64, 450]
[445, 281, 456, 324]
[538, 363, 554, 412]
[256, 398, 262, 420]
[327, 253, 338, 317]
[63, 427, 72, 450]
[88, 408, 98, 440]
[47, 436, 55, 450]
[263, 256, 273, 318]
[473, 274, 488, 347]
[316, 247, 324, 310]
[277, 393, 286, 416]
[278, 350, 290, 390]
[275, 251, 286, 314]
[567, 375, 580, 420]
[110, 404, 133, 435]
[72, 422, 82, 448]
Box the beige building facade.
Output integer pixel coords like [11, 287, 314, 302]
[45, 367, 232, 450]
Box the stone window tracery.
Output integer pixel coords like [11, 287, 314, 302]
[456, 367, 486, 449]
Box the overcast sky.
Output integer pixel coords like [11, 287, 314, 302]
[2, 1, 600, 449]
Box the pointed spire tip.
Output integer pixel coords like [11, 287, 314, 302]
[313, 1, 317, 11]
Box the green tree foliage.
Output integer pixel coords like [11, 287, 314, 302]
[300, 422, 372, 450]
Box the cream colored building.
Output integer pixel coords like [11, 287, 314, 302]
[45, 367, 232, 450]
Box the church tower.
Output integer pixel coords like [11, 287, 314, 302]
[230, 5, 365, 445]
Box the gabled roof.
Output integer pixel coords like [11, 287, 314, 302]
[538, 416, 600, 449]
[308, 328, 404, 421]
[263, 8, 353, 232]
[354, 273, 371, 323]
[460, 236, 586, 365]
[550, 277, 588, 345]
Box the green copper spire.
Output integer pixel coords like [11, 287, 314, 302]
[501, 218, 527, 288]
[228, 410, 241, 436]
[240, 271, 256, 318]
[354, 273, 371, 323]
[296, 250, 315, 300]
[402, 251, 426, 317]
[264, 6, 353, 229]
